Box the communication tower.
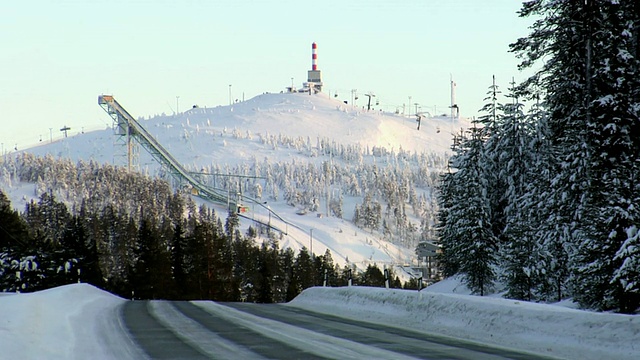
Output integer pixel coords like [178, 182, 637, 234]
[306, 42, 323, 92]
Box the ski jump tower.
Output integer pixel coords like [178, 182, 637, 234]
[97, 95, 228, 204]
[306, 42, 323, 93]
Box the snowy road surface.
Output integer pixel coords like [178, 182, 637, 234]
[120, 300, 557, 360]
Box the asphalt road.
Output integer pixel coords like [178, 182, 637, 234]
[121, 300, 558, 360]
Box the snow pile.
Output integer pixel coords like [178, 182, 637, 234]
[0, 284, 138, 360]
[289, 286, 640, 360]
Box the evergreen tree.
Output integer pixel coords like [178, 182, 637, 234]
[513, 0, 640, 312]
[171, 221, 188, 299]
[130, 214, 172, 299]
[361, 264, 385, 287]
[494, 80, 539, 301]
[0, 190, 30, 252]
[288, 247, 314, 299]
[436, 133, 464, 277]
[445, 126, 497, 296]
[255, 243, 275, 303]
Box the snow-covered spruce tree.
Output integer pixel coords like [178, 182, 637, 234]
[436, 132, 464, 277]
[513, 91, 568, 302]
[0, 190, 30, 253]
[494, 80, 540, 301]
[512, 0, 640, 312]
[438, 126, 497, 295]
[571, 1, 640, 313]
[474, 77, 542, 303]
[474, 76, 506, 246]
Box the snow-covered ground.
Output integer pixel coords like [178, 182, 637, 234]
[1, 92, 466, 275]
[0, 281, 637, 360]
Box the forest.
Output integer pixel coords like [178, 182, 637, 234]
[437, 1, 640, 314]
[0, 158, 410, 301]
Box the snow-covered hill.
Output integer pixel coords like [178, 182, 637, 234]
[1, 92, 468, 274]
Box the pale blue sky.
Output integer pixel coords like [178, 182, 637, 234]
[1, 0, 530, 150]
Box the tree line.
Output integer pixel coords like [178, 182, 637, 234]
[437, 1, 640, 313]
[0, 164, 413, 301]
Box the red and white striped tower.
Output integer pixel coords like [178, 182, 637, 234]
[312, 42, 318, 70]
[307, 42, 323, 92]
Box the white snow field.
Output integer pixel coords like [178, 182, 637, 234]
[0, 281, 637, 360]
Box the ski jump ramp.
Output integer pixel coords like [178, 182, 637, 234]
[97, 95, 291, 235]
[98, 95, 228, 204]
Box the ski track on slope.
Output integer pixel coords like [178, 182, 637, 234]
[192, 301, 419, 360]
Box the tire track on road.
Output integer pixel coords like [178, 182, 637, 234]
[224, 303, 557, 360]
[122, 301, 208, 359]
[172, 301, 330, 360]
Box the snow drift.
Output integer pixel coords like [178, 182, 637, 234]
[289, 286, 640, 360]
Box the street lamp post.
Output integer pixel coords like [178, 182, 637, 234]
[309, 228, 314, 257]
[176, 96, 180, 114]
[229, 85, 232, 105]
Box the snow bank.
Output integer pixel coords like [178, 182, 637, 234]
[288, 286, 639, 360]
[0, 283, 131, 359]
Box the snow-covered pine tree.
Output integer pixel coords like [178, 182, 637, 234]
[475, 76, 506, 246]
[512, 0, 596, 304]
[513, 89, 566, 302]
[436, 132, 463, 277]
[570, 0, 640, 313]
[439, 126, 497, 295]
[512, 0, 640, 312]
[495, 79, 539, 301]
[460, 126, 497, 296]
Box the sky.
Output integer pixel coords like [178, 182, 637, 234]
[1, 0, 531, 151]
[0, 280, 637, 359]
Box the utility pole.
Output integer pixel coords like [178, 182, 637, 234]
[351, 89, 358, 109]
[450, 74, 456, 120]
[176, 96, 180, 114]
[310, 228, 314, 257]
[229, 84, 232, 105]
[408, 96, 412, 117]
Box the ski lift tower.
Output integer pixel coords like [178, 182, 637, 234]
[306, 42, 323, 93]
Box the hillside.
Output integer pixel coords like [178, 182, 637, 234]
[1, 92, 468, 272]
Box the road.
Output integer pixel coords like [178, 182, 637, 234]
[120, 300, 557, 360]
